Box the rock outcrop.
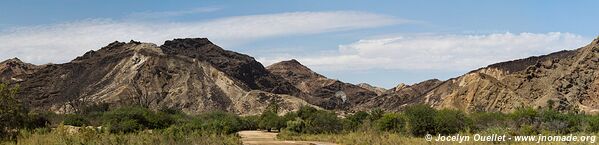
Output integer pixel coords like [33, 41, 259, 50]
[357, 83, 387, 96]
[267, 59, 378, 110]
[0, 58, 41, 83]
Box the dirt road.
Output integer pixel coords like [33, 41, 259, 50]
[238, 130, 338, 145]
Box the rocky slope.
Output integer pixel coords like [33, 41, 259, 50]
[357, 83, 387, 96]
[266, 59, 378, 110]
[14, 39, 314, 115]
[366, 37, 599, 113]
[0, 58, 41, 83]
[357, 79, 442, 111]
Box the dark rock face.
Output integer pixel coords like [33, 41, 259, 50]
[160, 38, 303, 96]
[474, 50, 576, 74]
[267, 59, 378, 110]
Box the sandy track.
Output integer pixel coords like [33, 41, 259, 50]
[238, 130, 338, 145]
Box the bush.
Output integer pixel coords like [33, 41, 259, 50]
[368, 108, 384, 121]
[258, 110, 284, 132]
[102, 107, 174, 133]
[285, 118, 306, 133]
[470, 112, 508, 131]
[23, 112, 51, 129]
[344, 111, 370, 131]
[511, 107, 539, 126]
[347, 111, 369, 124]
[240, 115, 259, 130]
[303, 110, 343, 134]
[434, 109, 471, 135]
[63, 114, 90, 127]
[562, 113, 587, 133]
[374, 113, 405, 132]
[588, 115, 599, 132]
[297, 106, 318, 120]
[185, 111, 243, 134]
[404, 104, 436, 136]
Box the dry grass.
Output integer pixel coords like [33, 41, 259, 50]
[277, 131, 598, 145]
[1, 125, 241, 145]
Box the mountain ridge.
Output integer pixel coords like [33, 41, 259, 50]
[3, 36, 599, 114]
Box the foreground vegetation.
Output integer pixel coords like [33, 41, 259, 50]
[0, 83, 246, 144]
[3, 82, 599, 144]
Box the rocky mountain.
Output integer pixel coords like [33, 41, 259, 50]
[365, 37, 599, 113]
[13, 39, 315, 115]
[357, 79, 442, 111]
[0, 58, 41, 83]
[4, 36, 599, 115]
[266, 59, 378, 110]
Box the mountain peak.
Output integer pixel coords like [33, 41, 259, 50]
[1, 57, 23, 64]
[271, 59, 306, 68]
[267, 59, 320, 78]
[161, 38, 214, 50]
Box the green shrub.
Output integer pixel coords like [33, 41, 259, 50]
[186, 111, 243, 134]
[285, 118, 306, 133]
[588, 115, 599, 132]
[562, 113, 587, 133]
[102, 107, 174, 133]
[434, 109, 470, 135]
[240, 115, 259, 130]
[304, 110, 343, 134]
[63, 114, 90, 127]
[297, 106, 318, 120]
[404, 104, 436, 136]
[287, 106, 343, 134]
[374, 113, 405, 132]
[511, 107, 539, 126]
[347, 111, 369, 124]
[23, 112, 51, 129]
[368, 108, 384, 121]
[259, 110, 283, 132]
[470, 112, 508, 131]
[344, 111, 370, 131]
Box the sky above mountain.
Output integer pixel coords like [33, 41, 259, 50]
[1, 0, 597, 88]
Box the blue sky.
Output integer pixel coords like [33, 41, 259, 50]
[1, 0, 597, 88]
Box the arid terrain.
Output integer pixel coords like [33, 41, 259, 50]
[2, 37, 599, 115]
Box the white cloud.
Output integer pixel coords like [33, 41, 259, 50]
[0, 11, 403, 64]
[261, 32, 589, 71]
[127, 7, 221, 19]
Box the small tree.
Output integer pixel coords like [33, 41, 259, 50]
[259, 102, 284, 132]
[303, 111, 342, 134]
[258, 110, 283, 132]
[374, 113, 405, 132]
[404, 104, 436, 136]
[434, 109, 471, 135]
[345, 111, 370, 131]
[0, 84, 27, 140]
[368, 108, 384, 121]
